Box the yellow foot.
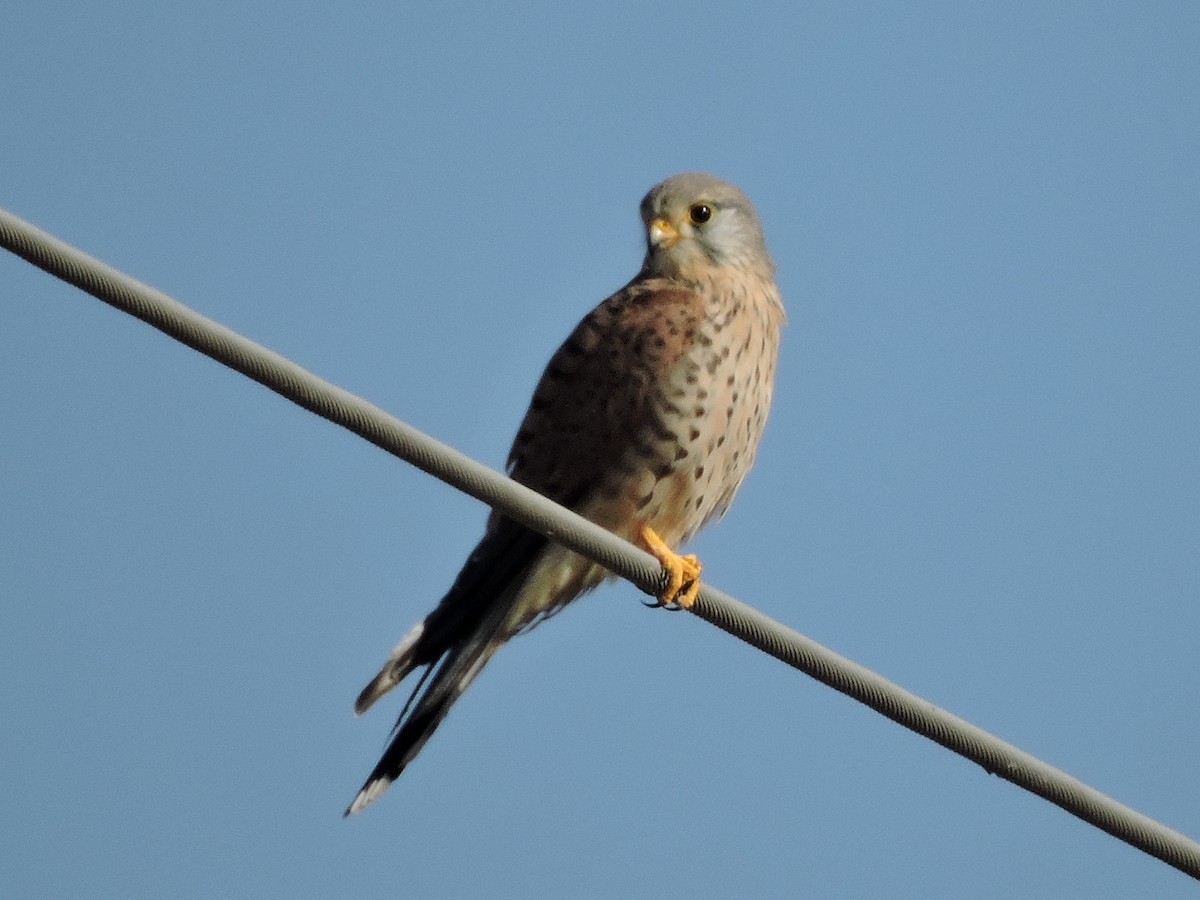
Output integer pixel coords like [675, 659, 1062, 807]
[639, 524, 702, 609]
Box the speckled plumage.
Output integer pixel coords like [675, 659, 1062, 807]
[347, 173, 784, 814]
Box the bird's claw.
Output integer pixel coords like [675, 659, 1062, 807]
[639, 524, 702, 609]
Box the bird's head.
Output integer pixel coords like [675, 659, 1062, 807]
[639, 172, 775, 282]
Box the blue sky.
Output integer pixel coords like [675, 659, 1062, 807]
[2, 3, 1198, 897]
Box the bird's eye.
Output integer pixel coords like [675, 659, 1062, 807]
[688, 203, 713, 225]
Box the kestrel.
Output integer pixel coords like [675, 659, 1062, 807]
[347, 172, 785, 814]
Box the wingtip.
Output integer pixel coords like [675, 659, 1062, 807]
[354, 674, 392, 716]
[354, 621, 426, 715]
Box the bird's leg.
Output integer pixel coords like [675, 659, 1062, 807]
[638, 524, 702, 609]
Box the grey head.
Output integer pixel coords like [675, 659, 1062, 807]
[639, 172, 775, 280]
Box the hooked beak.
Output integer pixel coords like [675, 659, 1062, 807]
[648, 217, 680, 249]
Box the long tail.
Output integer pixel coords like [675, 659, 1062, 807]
[344, 624, 505, 816]
[345, 518, 547, 815]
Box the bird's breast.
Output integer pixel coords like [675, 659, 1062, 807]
[590, 287, 781, 546]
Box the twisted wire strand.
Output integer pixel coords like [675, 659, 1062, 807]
[3, 206, 1197, 880]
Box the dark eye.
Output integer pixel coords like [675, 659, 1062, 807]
[688, 203, 712, 225]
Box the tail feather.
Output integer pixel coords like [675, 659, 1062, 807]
[345, 630, 503, 816]
[346, 517, 550, 814]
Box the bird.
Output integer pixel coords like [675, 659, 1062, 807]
[346, 172, 785, 815]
